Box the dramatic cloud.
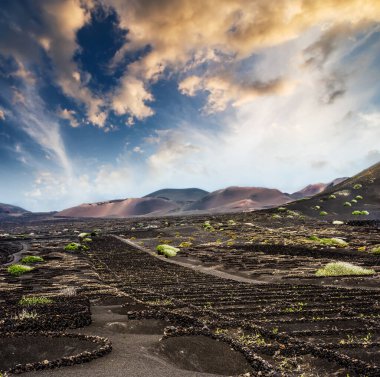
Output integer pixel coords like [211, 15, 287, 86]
[0, 0, 380, 211]
[180, 74, 294, 113]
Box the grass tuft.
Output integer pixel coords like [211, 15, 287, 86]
[19, 296, 53, 306]
[316, 262, 375, 277]
[20, 255, 44, 264]
[7, 264, 34, 276]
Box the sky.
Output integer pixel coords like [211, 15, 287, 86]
[0, 0, 380, 212]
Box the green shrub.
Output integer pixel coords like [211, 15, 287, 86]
[328, 194, 336, 199]
[78, 232, 90, 239]
[156, 244, 179, 257]
[351, 199, 357, 203]
[272, 214, 281, 219]
[343, 202, 352, 207]
[313, 205, 321, 210]
[19, 296, 53, 306]
[7, 264, 34, 276]
[64, 242, 81, 251]
[20, 256, 44, 264]
[355, 195, 363, 200]
[319, 211, 328, 216]
[82, 237, 92, 243]
[352, 210, 369, 216]
[316, 262, 375, 277]
[332, 220, 344, 225]
[227, 219, 236, 226]
[371, 246, 380, 255]
[353, 183, 362, 189]
[277, 207, 287, 212]
[203, 221, 215, 231]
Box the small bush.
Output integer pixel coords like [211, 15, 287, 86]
[78, 232, 90, 239]
[319, 211, 328, 216]
[371, 246, 380, 255]
[328, 194, 336, 199]
[343, 202, 352, 207]
[82, 237, 92, 243]
[332, 220, 344, 225]
[353, 183, 362, 189]
[355, 195, 363, 200]
[277, 207, 287, 212]
[203, 221, 215, 231]
[64, 242, 81, 251]
[352, 210, 369, 216]
[227, 219, 236, 226]
[7, 264, 34, 276]
[351, 199, 357, 203]
[156, 244, 179, 257]
[316, 262, 375, 277]
[313, 205, 321, 210]
[19, 296, 53, 306]
[20, 256, 44, 264]
[272, 214, 281, 219]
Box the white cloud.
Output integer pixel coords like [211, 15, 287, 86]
[112, 76, 154, 120]
[0, 109, 5, 121]
[59, 108, 79, 128]
[133, 146, 143, 153]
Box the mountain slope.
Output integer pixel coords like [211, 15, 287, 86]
[56, 197, 180, 218]
[145, 188, 208, 202]
[288, 162, 380, 219]
[188, 186, 293, 212]
[0, 203, 29, 216]
[291, 177, 348, 200]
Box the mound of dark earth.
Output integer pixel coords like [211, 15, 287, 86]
[55, 197, 180, 218]
[155, 335, 253, 375]
[144, 188, 209, 202]
[288, 161, 380, 219]
[0, 203, 29, 216]
[188, 186, 293, 212]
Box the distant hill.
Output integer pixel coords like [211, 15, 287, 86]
[291, 177, 348, 199]
[56, 197, 180, 218]
[54, 163, 380, 219]
[188, 187, 293, 212]
[288, 162, 380, 219]
[0, 203, 29, 216]
[144, 188, 208, 202]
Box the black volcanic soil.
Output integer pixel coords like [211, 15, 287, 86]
[0, 335, 99, 370]
[154, 335, 253, 375]
[0, 209, 379, 376]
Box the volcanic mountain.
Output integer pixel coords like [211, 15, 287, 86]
[188, 187, 293, 212]
[291, 178, 348, 200]
[0, 203, 29, 216]
[288, 162, 380, 219]
[56, 197, 180, 218]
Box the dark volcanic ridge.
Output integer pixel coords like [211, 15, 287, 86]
[288, 161, 380, 220]
[0, 203, 29, 216]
